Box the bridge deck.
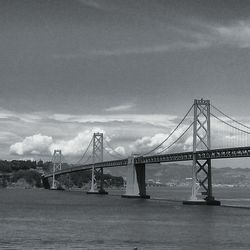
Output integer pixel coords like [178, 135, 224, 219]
[43, 146, 250, 178]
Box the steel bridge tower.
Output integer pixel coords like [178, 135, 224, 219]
[51, 149, 62, 190]
[87, 133, 108, 194]
[184, 99, 220, 205]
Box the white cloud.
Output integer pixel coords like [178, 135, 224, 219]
[49, 128, 105, 156]
[104, 145, 126, 159]
[129, 133, 168, 154]
[129, 124, 194, 155]
[9, 128, 106, 158]
[0, 107, 44, 123]
[105, 103, 134, 112]
[183, 136, 193, 151]
[188, 20, 250, 50]
[52, 19, 250, 62]
[10, 134, 53, 156]
[214, 21, 250, 48]
[53, 42, 209, 59]
[49, 113, 177, 128]
[115, 146, 126, 156]
[0, 108, 13, 119]
[5, 102, 250, 161]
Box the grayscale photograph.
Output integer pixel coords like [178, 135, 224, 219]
[0, 0, 250, 249]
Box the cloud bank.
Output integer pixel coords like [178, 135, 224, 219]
[53, 20, 250, 61]
[5, 106, 250, 162]
[105, 103, 135, 112]
[10, 134, 53, 156]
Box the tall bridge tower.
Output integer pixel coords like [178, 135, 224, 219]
[185, 99, 220, 205]
[88, 132, 107, 194]
[51, 149, 62, 190]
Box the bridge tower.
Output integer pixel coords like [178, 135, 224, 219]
[184, 99, 220, 205]
[87, 132, 108, 194]
[51, 149, 62, 190]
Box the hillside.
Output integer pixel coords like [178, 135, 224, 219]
[106, 163, 250, 187]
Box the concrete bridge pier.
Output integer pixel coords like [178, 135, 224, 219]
[122, 156, 150, 199]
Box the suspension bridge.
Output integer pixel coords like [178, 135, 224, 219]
[42, 99, 250, 206]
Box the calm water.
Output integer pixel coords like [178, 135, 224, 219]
[0, 187, 250, 250]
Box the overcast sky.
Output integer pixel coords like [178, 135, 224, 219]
[1, 0, 250, 165]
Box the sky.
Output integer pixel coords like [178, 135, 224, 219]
[1, 0, 250, 166]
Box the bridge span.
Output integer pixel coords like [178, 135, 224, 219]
[43, 99, 250, 206]
[44, 146, 250, 178]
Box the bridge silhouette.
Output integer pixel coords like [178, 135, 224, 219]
[42, 99, 250, 206]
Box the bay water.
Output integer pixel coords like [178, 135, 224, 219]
[0, 187, 250, 249]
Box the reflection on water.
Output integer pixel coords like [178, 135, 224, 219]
[0, 187, 250, 249]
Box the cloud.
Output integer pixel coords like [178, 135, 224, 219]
[10, 134, 53, 156]
[105, 103, 135, 112]
[0, 132, 21, 141]
[129, 133, 168, 154]
[186, 20, 250, 50]
[129, 124, 194, 155]
[114, 146, 126, 156]
[54, 19, 250, 61]
[53, 41, 209, 60]
[77, 0, 114, 11]
[104, 145, 126, 158]
[9, 128, 106, 158]
[49, 128, 105, 156]
[5, 101, 250, 161]
[0, 107, 43, 123]
[4, 106, 179, 160]
[87, 45, 171, 56]
[0, 108, 13, 119]
[213, 21, 250, 48]
[49, 113, 177, 128]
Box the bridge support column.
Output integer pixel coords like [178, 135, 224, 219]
[92, 167, 108, 195]
[87, 133, 108, 195]
[51, 149, 62, 190]
[87, 164, 98, 194]
[183, 99, 220, 206]
[122, 156, 150, 199]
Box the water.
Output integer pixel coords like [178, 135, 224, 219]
[1, 187, 250, 249]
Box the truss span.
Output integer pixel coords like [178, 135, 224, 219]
[43, 146, 250, 178]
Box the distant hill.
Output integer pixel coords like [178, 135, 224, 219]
[105, 163, 250, 187]
[2, 159, 250, 188]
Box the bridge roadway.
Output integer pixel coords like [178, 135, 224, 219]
[43, 146, 250, 178]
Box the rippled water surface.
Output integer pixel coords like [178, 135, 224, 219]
[0, 187, 250, 249]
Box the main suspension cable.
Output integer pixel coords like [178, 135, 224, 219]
[104, 139, 125, 158]
[75, 137, 93, 164]
[142, 104, 194, 156]
[80, 155, 92, 165]
[211, 113, 250, 135]
[103, 147, 123, 160]
[156, 121, 194, 155]
[211, 104, 250, 130]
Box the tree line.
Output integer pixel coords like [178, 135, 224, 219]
[0, 160, 124, 188]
